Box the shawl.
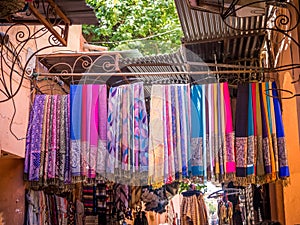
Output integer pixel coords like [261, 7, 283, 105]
[175, 85, 183, 179]
[81, 85, 88, 177]
[272, 81, 290, 178]
[247, 83, 255, 183]
[28, 95, 46, 181]
[223, 82, 236, 179]
[171, 85, 179, 179]
[207, 84, 215, 179]
[107, 86, 119, 178]
[261, 83, 276, 181]
[58, 95, 66, 183]
[39, 95, 49, 184]
[107, 82, 148, 183]
[70, 85, 82, 177]
[218, 83, 225, 179]
[96, 85, 107, 176]
[48, 95, 58, 180]
[43, 95, 52, 184]
[202, 85, 207, 180]
[179, 84, 190, 178]
[235, 84, 248, 184]
[134, 83, 149, 175]
[64, 95, 71, 184]
[164, 85, 175, 183]
[190, 85, 204, 177]
[89, 85, 99, 179]
[213, 83, 220, 179]
[148, 85, 165, 187]
[255, 83, 265, 181]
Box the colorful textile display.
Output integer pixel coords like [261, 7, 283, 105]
[25, 189, 78, 225]
[24, 95, 71, 185]
[180, 192, 208, 225]
[107, 82, 148, 184]
[190, 83, 235, 182]
[148, 84, 190, 187]
[234, 82, 290, 185]
[70, 84, 107, 180]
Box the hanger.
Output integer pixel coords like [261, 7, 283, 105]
[264, 88, 300, 99]
[207, 188, 242, 199]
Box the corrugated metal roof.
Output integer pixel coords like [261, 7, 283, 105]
[174, 0, 265, 43]
[55, 0, 98, 25]
[0, 0, 98, 25]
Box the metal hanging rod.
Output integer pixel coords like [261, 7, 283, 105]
[36, 70, 267, 77]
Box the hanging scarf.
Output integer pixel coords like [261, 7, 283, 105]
[148, 85, 165, 187]
[255, 83, 265, 183]
[179, 84, 190, 178]
[171, 85, 179, 180]
[260, 83, 272, 181]
[81, 85, 89, 178]
[190, 85, 204, 177]
[28, 95, 46, 181]
[218, 83, 225, 180]
[134, 83, 149, 178]
[272, 81, 290, 178]
[58, 95, 66, 183]
[207, 84, 215, 180]
[267, 82, 279, 177]
[96, 85, 107, 176]
[213, 83, 220, 180]
[247, 84, 255, 183]
[88, 85, 99, 179]
[70, 85, 82, 177]
[223, 82, 236, 179]
[235, 84, 248, 185]
[107, 86, 121, 180]
[39, 95, 49, 184]
[64, 95, 71, 184]
[261, 83, 276, 181]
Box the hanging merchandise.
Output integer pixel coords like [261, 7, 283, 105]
[25, 189, 77, 225]
[70, 84, 107, 180]
[148, 84, 190, 188]
[180, 190, 208, 225]
[106, 82, 149, 184]
[24, 94, 71, 186]
[190, 82, 235, 182]
[235, 82, 289, 185]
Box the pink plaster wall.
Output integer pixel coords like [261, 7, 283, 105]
[0, 159, 25, 225]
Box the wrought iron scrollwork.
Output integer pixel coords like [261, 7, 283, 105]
[0, 23, 63, 103]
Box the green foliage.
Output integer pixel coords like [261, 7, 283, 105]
[83, 0, 183, 55]
[178, 181, 207, 194]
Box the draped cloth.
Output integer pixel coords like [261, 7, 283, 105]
[272, 82, 290, 178]
[223, 82, 236, 179]
[70, 84, 107, 180]
[26, 95, 46, 181]
[107, 82, 148, 184]
[70, 85, 82, 177]
[235, 84, 248, 184]
[247, 84, 255, 183]
[190, 85, 205, 177]
[149, 84, 190, 187]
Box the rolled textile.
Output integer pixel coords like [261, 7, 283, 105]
[272, 81, 290, 178]
[70, 85, 82, 177]
[223, 82, 236, 179]
[235, 84, 248, 184]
